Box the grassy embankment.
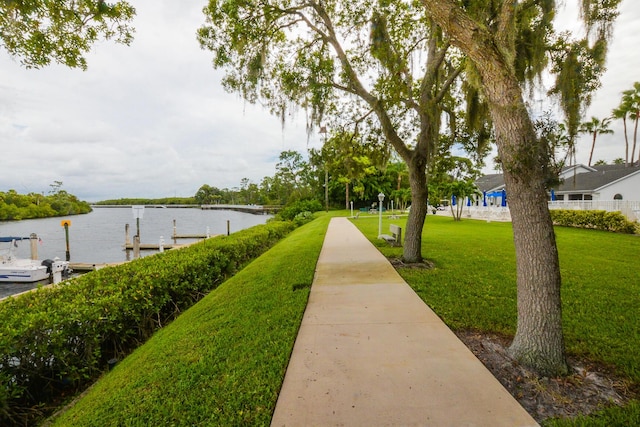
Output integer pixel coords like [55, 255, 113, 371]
[49, 215, 331, 426]
[50, 211, 638, 426]
[353, 213, 640, 426]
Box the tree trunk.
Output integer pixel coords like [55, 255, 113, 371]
[588, 132, 597, 166]
[403, 153, 428, 263]
[622, 117, 629, 166]
[345, 182, 350, 210]
[632, 117, 639, 165]
[491, 96, 568, 377]
[418, 0, 568, 376]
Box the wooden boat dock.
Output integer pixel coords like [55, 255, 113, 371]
[69, 262, 125, 272]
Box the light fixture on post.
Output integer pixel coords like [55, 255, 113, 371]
[378, 192, 385, 238]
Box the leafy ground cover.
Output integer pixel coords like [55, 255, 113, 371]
[48, 216, 330, 426]
[353, 213, 640, 425]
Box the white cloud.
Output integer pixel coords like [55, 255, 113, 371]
[1, 1, 637, 201]
[578, 0, 640, 165]
[0, 0, 313, 202]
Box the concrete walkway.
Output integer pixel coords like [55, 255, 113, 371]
[271, 217, 538, 427]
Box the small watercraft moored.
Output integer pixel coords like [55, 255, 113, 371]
[0, 236, 71, 283]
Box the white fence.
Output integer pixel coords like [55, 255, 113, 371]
[449, 200, 640, 222]
[548, 200, 640, 221]
[461, 206, 512, 222]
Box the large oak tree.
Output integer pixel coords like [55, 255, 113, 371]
[420, 0, 620, 375]
[199, 0, 620, 376]
[198, 0, 481, 263]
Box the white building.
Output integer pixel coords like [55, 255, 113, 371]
[475, 164, 640, 220]
[554, 164, 640, 201]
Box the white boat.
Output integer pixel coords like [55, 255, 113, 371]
[0, 237, 71, 284]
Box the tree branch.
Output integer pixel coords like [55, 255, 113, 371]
[306, 0, 413, 160]
[496, 0, 516, 58]
[435, 63, 463, 103]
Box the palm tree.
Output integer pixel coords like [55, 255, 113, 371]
[625, 82, 640, 165]
[579, 116, 614, 167]
[614, 82, 640, 166]
[556, 122, 575, 167]
[611, 104, 630, 166]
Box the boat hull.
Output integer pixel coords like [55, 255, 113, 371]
[0, 265, 50, 282]
[1, 237, 71, 284]
[0, 259, 70, 283]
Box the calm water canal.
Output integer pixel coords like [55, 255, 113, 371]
[0, 207, 272, 297]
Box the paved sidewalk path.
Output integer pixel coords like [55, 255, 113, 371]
[271, 217, 538, 426]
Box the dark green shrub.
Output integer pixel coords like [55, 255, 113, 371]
[549, 209, 637, 234]
[293, 211, 315, 226]
[275, 199, 323, 221]
[0, 221, 294, 426]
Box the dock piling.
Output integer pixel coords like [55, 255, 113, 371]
[172, 219, 177, 243]
[125, 224, 131, 246]
[29, 233, 38, 260]
[61, 220, 71, 261]
[133, 235, 140, 259]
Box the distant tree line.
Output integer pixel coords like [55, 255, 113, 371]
[94, 197, 197, 206]
[0, 182, 92, 221]
[194, 149, 419, 211]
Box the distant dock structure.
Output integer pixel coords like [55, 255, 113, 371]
[200, 204, 280, 214]
[123, 219, 213, 256]
[93, 204, 280, 214]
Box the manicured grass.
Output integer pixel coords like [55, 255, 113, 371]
[47, 211, 639, 426]
[353, 213, 640, 425]
[49, 216, 330, 426]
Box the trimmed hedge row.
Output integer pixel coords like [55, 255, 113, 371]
[549, 209, 638, 234]
[0, 220, 294, 426]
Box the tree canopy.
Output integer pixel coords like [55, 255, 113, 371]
[0, 186, 92, 221]
[579, 116, 614, 167]
[198, 0, 493, 263]
[418, 0, 621, 376]
[0, 0, 135, 69]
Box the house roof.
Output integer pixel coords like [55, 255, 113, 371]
[474, 164, 640, 194]
[475, 173, 505, 192]
[557, 164, 640, 193]
[559, 164, 595, 178]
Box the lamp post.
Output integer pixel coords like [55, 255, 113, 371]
[378, 192, 385, 238]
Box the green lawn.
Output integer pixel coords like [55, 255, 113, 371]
[49, 216, 331, 426]
[48, 212, 639, 426]
[353, 213, 640, 426]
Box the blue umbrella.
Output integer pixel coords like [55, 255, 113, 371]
[452, 195, 457, 206]
[501, 189, 507, 207]
[550, 189, 556, 201]
[482, 191, 487, 206]
[467, 197, 471, 206]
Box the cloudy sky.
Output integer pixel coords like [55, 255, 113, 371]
[1, 1, 639, 202]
